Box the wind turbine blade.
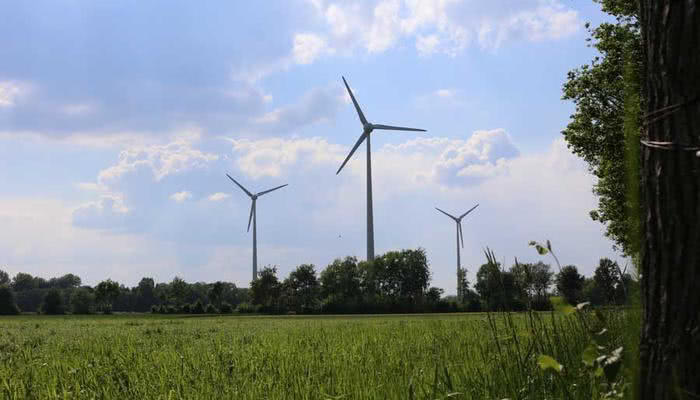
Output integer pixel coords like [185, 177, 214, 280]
[459, 203, 479, 219]
[372, 124, 426, 132]
[258, 184, 288, 197]
[336, 132, 368, 175]
[342, 76, 368, 125]
[458, 222, 464, 248]
[435, 207, 458, 221]
[226, 174, 253, 198]
[247, 201, 255, 232]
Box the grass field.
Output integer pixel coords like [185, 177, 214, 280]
[0, 311, 637, 399]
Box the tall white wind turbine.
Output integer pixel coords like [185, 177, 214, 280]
[435, 204, 479, 299]
[226, 174, 287, 282]
[336, 76, 426, 261]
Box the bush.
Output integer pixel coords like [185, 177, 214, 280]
[192, 300, 205, 314]
[70, 288, 95, 314]
[181, 303, 192, 314]
[41, 289, 65, 315]
[0, 285, 20, 315]
[166, 305, 177, 314]
[236, 302, 257, 314]
[220, 302, 233, 314]
[150, 305, 160, 313]
[531, 296, 553, 311]
[205, 303, 219, 314]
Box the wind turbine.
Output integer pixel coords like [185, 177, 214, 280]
[435, 204, 479, 300]
[226, 174, 287, 282]
[336, 76, 426, 261]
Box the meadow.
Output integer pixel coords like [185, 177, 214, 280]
[0, 310, 637, 399]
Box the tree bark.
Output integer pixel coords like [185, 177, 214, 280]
[639, 1, 700, 399]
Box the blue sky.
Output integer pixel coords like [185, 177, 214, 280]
[0, 0, 621, 292]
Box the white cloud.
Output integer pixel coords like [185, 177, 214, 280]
[434, 88, 455, 98]
[0, 81, 30, 107]
[170, 191, 192, 203]
[299, 0, 580, 62]
[252, 85, 346, 133]
[60, 103, 96, 116]
[293, 33, 330, 64]
[228, 136, 345, 179]
[207, 192, 230, 202]
[98, 128, 218, 183]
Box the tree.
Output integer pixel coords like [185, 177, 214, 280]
[426, 287, 443, 304]
[555, 265, 585, 305]
[320, 257, 362, 307]
[95, 279, 120, 313]
[562, 0, 642, 256]
[593, 258, 622, 304]
[70, 288, 95, 314]
[639, 1, 700, 397]
[0, 269, 9, 286]
[475, 260, 521, 311]
[371, 249, 431, 305]
[41, 289, 65, 315]
[209, 281, 225, 308]
[0, 285, 20, 315]
[134, 277, 156, 312]
[169, 277, 189, 306]
[283, 264, 320, 313]
[49, 273, 82, 289]
[250, 266, 281, 310]
[11, 272, 35, 291]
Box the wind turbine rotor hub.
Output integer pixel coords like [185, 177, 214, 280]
[252, 195, 258, 200]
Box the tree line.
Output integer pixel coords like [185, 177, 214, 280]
[0, 248, 635, 315]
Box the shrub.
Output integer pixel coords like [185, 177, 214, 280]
[150, 305, 160, 313]
[192, 300, 205, 314]
[236, 302, 257, 314]
[181, 303, 192, 314]
[220, 302, 233, 314]
[41, 289, 65, 315]
[205, 303, 219, 314]
[70, 288, 95, 314]
[0, 285, 20, 315]
[166, 305, 177, 314]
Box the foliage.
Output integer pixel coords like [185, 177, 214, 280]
[220, 302, 233, 314]
[0, 269, 10, 286]
[181, 303, 191, 314]
[556, 265, 586, 305]
[561, 0, 642, 256]
[0, 285, 20, 315]
[41, 289, 65, 315]
[236, 302, 257, 314]
[282, 264, 321, 313]
[95, 279, 120, 314]
[250, 266, 281, 310]
[192, 300, 205, 314]
[70, 288, 95, 314]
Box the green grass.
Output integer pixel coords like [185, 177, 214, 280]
[0, 311, 638, 399]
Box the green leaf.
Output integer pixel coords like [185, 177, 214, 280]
[537, 355, 563, 373]
[529, 241, 549, 255]
[582, 344, 598, 367]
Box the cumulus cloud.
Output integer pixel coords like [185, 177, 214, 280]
[299, 0, 580, 62]
[98, 129, 218, 183]
[0, 81, 30, 107]
[170, 191, 192, 203]
[228, 136, 345, 179]
[72, 195, 130, 231]
[293, 33, 331, 64]
[207, 192, 230, 202]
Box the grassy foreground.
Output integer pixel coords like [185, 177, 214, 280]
[0, 311, 637, 399]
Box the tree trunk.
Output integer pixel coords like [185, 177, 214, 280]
[639, 1, 700, 399]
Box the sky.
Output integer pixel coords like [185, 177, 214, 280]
[0, 0, 623, 293]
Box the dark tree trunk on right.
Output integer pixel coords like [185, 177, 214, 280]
[639, 1, 700, 399]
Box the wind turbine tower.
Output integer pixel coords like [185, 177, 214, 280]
[336, 76, 426, 261]
[226, 174, 287, 281]
[435, 204, 479, 300]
